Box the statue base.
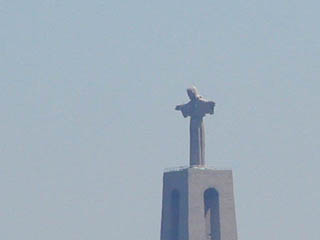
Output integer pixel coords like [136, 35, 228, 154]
[160, 167, 238, 240]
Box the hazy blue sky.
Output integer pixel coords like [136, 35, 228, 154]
[1, 1, 319, 239]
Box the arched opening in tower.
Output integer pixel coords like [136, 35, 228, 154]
[204, 188, 220, 240]
[171, 189, 180, 240]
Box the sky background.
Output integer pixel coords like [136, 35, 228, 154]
[1, 1, 320, 239]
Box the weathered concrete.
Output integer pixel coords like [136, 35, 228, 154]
[160, 168, 237, 240]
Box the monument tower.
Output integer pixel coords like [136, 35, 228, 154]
[160, 87, 237, 240]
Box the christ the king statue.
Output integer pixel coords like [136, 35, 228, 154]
[175, 86, 215, 166]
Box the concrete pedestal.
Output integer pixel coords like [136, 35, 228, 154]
[160, 168, 237, 240]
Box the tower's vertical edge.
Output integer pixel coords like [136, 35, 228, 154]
[160, 169, 189, 240]
[188, 168, 237, 240]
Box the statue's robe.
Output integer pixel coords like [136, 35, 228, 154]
[177, 97, 215, 166]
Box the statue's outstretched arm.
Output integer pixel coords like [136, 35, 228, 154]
[175, 104, 183, 111]
[175, 103, 190, 118]
[209, 101, 215, 114]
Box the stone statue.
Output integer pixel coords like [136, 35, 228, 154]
[175, 86, 215, 166]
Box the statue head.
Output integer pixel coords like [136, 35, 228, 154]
[187, 86, 199, 100]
